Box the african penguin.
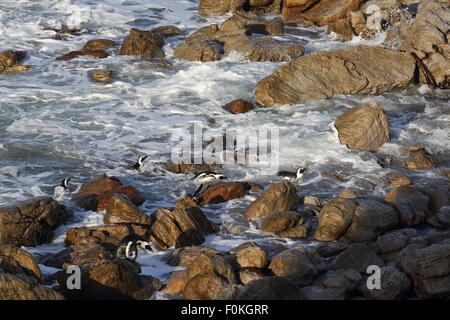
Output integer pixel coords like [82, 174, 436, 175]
[115, 234, 154, 261]
[277, 167, 306, 180]
[61, 177, 71, 190]
[192, 172, 227, 184]
[130, 155, 148, 171]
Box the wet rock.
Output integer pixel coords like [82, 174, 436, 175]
[334, 102, 390, 151]
[227, 242, 268, 269]
[176, 196, 198, 209]
[374, 228, 418, 255]
[268, 246, 325, 284]
[403, 146, 437, 170]
[0, 196, 71, 247]
[301, 269, 361, 300]
[198, 0, 246, 16]
[386, 171, 412, 186]
[82, 39, 117, 51]
[400, 0, 450, 88]
[186, 24, 220, 43]
[198, 181, 262, 206]
[40, 243, 111, 269]
[166, 162, 222, 175]
[182, 253, 238, 300]
[150, 207, 217, 249]
[385, 185, 429, 226]
[91, 70, 111, 82]
[173, 39, 223, 62]
[161, 270, 187, 293]
[164, 246, 224, 268]
[0, 245, 43, 282]
[237, 268, 265, 285]
[282, 0, 321, 23]
[244, 182, 299, 221]
[236, 276, 302, 299]
[341, 200, 399, 242]
[224, 99, 255, 114]
[314, 198, 356, 241]
[259, 211, 308, 239]
[74, 174, 145, 211]
[151, 25, 185, 38]
[0, 273, 64, 300]
[119, 28, 165, 59]
[0, 50, 30, 72]
[338, 189, 360, 199]
[301, 0, 364, 25]
[219, 13, 285, 36]
[224, 35, 305, 62]
[55, 49, 108, 60]
[104, 194, 152, 225]
[303, 195, 322, 207]
[250, 0, 282, 14]
[332, 243, 384, 272]
[255, 45, 415, 107]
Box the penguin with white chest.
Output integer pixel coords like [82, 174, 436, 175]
[116, 234, 155, 261]
[129, 156, 148, 171]
[277, 167, 306, 180]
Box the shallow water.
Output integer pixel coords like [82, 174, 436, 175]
[1, 0, 449, 293]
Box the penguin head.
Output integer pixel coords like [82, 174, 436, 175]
[296, 167, 306, 178]
[138, 155, 148, 165]
[61, 177, 71, 190]
[136, 240, 153, 252]
[217, 174, 227, 180]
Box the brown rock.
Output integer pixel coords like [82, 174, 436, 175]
[334, 102, 390, 151]
[301, 0, 363, 25]
[185, 24, 220, 43]
[314, 198, 356, 241]
[338, 189, 360, 199]
[238, 268, 265, 285]
[359, 266, 412, 300]
[91, 70, 111, 82]
[259, 211, 308, 239]
[228, 242, 268, 269]
[332, 243, 384, 272]
[55, 50, 108, 60]
[301, 269, 361, 300]
[161, 270, 187, 293]
[0, 51, 30, 72]
[104, 194, 152, 225]
[83, 39, 117, 51]
[385, 185, 429, 226]
[404, 146, 437, 170]
[236, 276, 302, 299]
[219, 13, 285, 36]
[250, 0, 282, 14]
[151, 26, 185, 37]
[0, 196, 71, 247]
[166, 162, 222, 174]
[40, 243, 111, 269]
[428, 207, 450, 229]
[55, 50, 82, 60]
[198, 0, 246, 16]
[0, 273, 64, 300]
[173, 39, 223, 62]
[176, 196, 198, 209]
[164, 246, 224, 267]
[386, 171, 412, 186]
[224, 99, 255, 114]
[255, 45, 415, 107]
[198, 181, 261, 206]
[0, 245, 43, 282]
[303, 195, 321, 207]
[120, 28, 165, 58]
[244, 182, 299, 221]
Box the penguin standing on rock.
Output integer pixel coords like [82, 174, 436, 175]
[191, 172, 228, 203]
[115, 234, 154, 261]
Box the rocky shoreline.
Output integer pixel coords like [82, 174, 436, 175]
[0, 0, 449, 300]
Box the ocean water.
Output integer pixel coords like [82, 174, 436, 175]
[1, 0, 449, 294]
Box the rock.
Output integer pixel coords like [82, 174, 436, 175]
[334, 102, 390, 151]
[268, 246, 324, 284]
[359, 266, 412, 300]
[185, 24, 220, 43]
[0, 245, 43, 282]
[301, 0, 363, 25]
[173, 39, 223, 62]
[407, 240, 450, 297]
[164, 246, 224, 267]
[314, 242, 350, 258]
[55, 49, 108, 60]
[303, 195, 322, 207]
[237, 268, 265, 285]
[150, 207, 217, 249]
[314, 198, 356, 241]
[224, 99, 255, 114]
[64, 224, 158, 251]
[57, 259, 161, 300]
[74, 174, 145, 211]
[0, 196, 71, 247]
[182, 253, 238, 300]
[385, 185, 430, 226]
[250, 0, 282, 14]
[219, 13, 285, 36]
[228, 242, 268, 269]
[151, 25, 185, 37]
[176, 196, 198, 209]
[161, 270, 187, 293]
[332, 243, 384, 272]
[40, 243, 111, 269]
[236, 276, 302, 299]
[338, 189, 360, 199]
[119, 28, 165, 58]
[421, 188, 449, 213]
[428, 207, 450, 229]
[341, 200, 399, 242]
[166, 162, 222, 174]
[403, 146, 437, 170]
[374, 228, 418, 255]
[327, 16, 357, 41]
[0, 50, 30, 72]
[255, 45, 415, 107]
[91, 70, 111, 82]
[386, 171, 412, 186]
[224, 35, 305, 62]
[244, 182, 299, 221]
[259, 211, 308, 239]
[104, 194, 152, 225]
[198, 0, 246, 15]
[197, 181, 261, 206]
[0, 273, 64, 300]
[82, 39, 117, 51]
[282, 0, 321, 22]
[400, 0, 450, 88]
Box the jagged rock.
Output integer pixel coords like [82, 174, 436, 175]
[359, 266, 412, 300]
[244, 182, 299, 221]
[120, 28, 165, 58]
[0, 273, 64, 300]
[0, 196, 71, 247]
[385, 185, 430, 226]
[314, 198, 356, 241]
[259, 211, 308, 239]
[282, 0, 321, 23]
[0, 245, 43, 282]
[224, 99, 255, 114]
[236, 276, 302, 299]
[198, 181, 262, 206]
[173, 39, 223, 62]
[104, 194, 152, 225]
[403, 146, 437, 170]
[40, 243, 111, 269]
[332, 243, 384, 272]
[301, 0, 364, 25]
[303, 195, 322, 207]
[334, 102, 390, 151]
[227, 242, 268, 269]
[255, 45, 415, 107]
[176, 196, 198, 209]
[198, 0, 246, 16]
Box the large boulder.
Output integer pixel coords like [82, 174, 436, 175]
[227, 242, 269, 269]
[259, 211, 309, 239]
[358, 266, 412, 300]
[104, 194, 152, 225]
[255, 45, 415, 107]
[385, 185, 430, 226]
[236, 276, 302, 299]
[173, 39, 223, 62]
[197, 181, 262, 206]
[0, 197, 71, 247]
[244, 182, 299, 221]
[120, 28, 165, 58]
[0, 245, 43, 282]
[300, 0, 363, 25]
[0, 273, 64, 300]
[164, 246, 224, 268]
[282, 0, 321, 23]
[334, 101, 391, 151]
[400, 0, 450, 88]
[224, 35, 305, 62]
[332, 243, 384, 272]
[314, 198, 356, 241]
